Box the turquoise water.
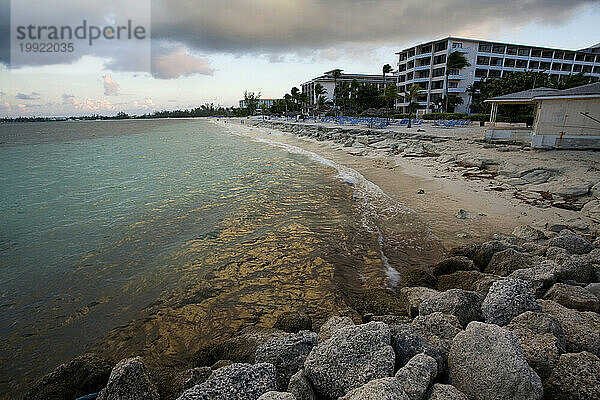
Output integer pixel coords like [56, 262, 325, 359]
[0, 119, 443, 397]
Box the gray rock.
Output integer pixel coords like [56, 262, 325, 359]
[549, 182, 591, 198]
[591, 182, 600, 198]
[177, 363, 277, 400]
[425, 384, 468, 400]
[544, 351, 600, 400]
[508, 261, 558, 297]
[419, 289, 483, 327]
[98, 357, 159, 400]
[339, 377, 409, 400]
[432, 257, 476, 277]
[512, 225, 546, 241]
[395, 354, 438, 400]
[585, 282, 600, 301]
[482, 279, 541, 326]
[456, 209, 474, 219]
[448, 322, 543, 400]
[180, 367, 213, 391]
[547, 230, 593, 255]
[26, 353, 112, 400]
[473, 241, 521, 269]
[544, 282, 600, 312]
[412, 312, 462, 342]
[545, 246, 569, 261]
[583, 199, 600, 223]
[304, 322, 395, 399]
[520, 242, 548, 256]
[554, 254, 594, 283]
[255, 331, 318, 390]
[390, 324, 446, 373]
[506, 311, 566, 380]
[539, 300, 600, 357]
[257, 392, 296, 400]
[368, 315, 413, 325]
[287, 369, 316, 400]
[399, 287, 440, 317]
[485, 249, 534, 276]
[317, 316, 354, 342]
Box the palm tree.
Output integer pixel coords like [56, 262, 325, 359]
[313, 83, 327, 113]
[405, 84, 421, 128]
[290, 87, 300, 111]
[329, 69, 343, 115]
[382, 64, 393, 118]
[445, 51, 470, 112]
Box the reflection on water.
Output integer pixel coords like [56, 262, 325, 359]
[0, 119, 443, 397]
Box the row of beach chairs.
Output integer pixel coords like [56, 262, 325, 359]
[432, 119, 472, 128]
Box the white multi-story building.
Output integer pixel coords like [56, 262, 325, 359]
[396, 37, 600, 114]
[301, 70, 396, 108]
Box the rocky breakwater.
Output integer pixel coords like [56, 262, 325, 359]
[28, 224, 600, 399]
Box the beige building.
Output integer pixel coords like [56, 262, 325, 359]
[486, 82, 600, 149]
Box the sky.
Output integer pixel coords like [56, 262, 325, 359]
[1, 0, 600, 117]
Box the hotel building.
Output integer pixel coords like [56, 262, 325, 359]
[395, 37, 600, 114]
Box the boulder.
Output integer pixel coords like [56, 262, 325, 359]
[418, 289, 483, 327]
[582, 199, 600, 223]
[473, 241, 521, 269]
[425, 384, 468, 400]
[543, 283, 600, 312]
[545, 246, 569, 261]
[179, 367, 213, 392]
[367, 315, 413, 325]
[585, 282, 600, 301]
[317, 316, 354, 342]
[448, 322, 543, 400]
[98, 357, 159, 400]
[547, 230, 593, 255]
[304, 322, 395, 398]
[339, 377, 409, 400]
[352, 288, 408, 317]
[402, 269, 438, 289]
[177, 363, 277, 400]
[273, 312, 312, 333]
[506, 311, 566, 380]
[544, 351, 600, 400]
[508, 261, 558, 297]
[432, 256, 477, 277]
[257, 392, 296, 400]
[436, 270, 500, 293]
[512, 225, 546, 241]
[553, 255, 594, 283]
[412, 312, 462, 343]
[398, 287, 439, 317]
[390, 324, 446, 373]
[287, 369, 317, 400]
[481, 279, 541, 326]
[539, 300, 600, 357]
[26, 353, 112, 400]
[485, 249, 533, 276]
[255, 331, 318, 390]
[395, 354, 438, 400]
[448, 244, 480, 260]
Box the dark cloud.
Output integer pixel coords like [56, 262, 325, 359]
[15, 92, 41, 100]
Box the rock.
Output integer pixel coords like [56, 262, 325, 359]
[482, 279, 541, 326]
[257, 392, 296, 400]
[418, 289, 483, 327]
[255, 331, 318, 390]
[485, 249, 534, 276]
[339, 377, 409, 400]
[545, 246, 569, 261]
[412, 312, 462, 343]
[547, 230, 593, 255]
[402, 269, 438, 289]
[352, 288, 408, 317]
[432, 257, 477, 277]
[436, 270, 499, 293]
[543, 283, 600, 312]
[520, 242, 547, 256]
[211, 360, 233, 370]
[425, 384, 469, 400]
[506, 311, 566, 380]
[512, 225, 546, 241]
[317, 316, 355, 342]
[591, 182, 600, 198]
[177, 363, 277, 400]
[554, 254, 594, 283]
[98, 357, 159, 400]
[395, 353, 438, 400]
[180, 367, 213, 391]
[456, 209, 475, 219]
[26, 353, 112, 400]
[448, 244, 480, 260]
[390, 324, 446, 373]
[398, 287, 440, 317]
[508, 261, 558, 297]
[585, 282, 600, 301]
[273, 312, 312, 333]
[304, 322, 395, 398]
[539, 300, 600, 356]
[367, 315, 413, 325]
[544, 351, 600, 400]
[287, 369, 317, 400]
[448, 322, 543, 400]
[583, 199, 600, 223]
[549, 182, 591, 198]
[473, 240, 519, 269]
[519, 168, 555, 185]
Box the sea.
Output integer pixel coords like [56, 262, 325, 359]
[0, 118, 442, 397]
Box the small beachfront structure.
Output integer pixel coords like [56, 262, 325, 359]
[485, 82, 600, 149]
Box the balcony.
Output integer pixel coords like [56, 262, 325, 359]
[452, 47, 470, 54]
[448, 87, 466, 93]
[415, 52, 432, 59]
[447, 74, 465, 80]
[414, 64, 431, 71]
[413, 77, 430, 83]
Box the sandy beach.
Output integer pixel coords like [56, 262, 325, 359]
[213, 118, 600, 253]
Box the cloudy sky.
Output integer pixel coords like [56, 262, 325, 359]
[1, 0, 600, 117]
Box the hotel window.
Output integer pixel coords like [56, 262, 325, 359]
[492, 45, 505, 54]
[432, 67, 445, 77]
[518, 48, 530, 56]
[417, 70, 429, 78]
[564, 52, 575, 60]
[407, 72, 413, 80]
[399, 75, 406, 82]
[529, 61, 540, 69]
[433, 54, 446, 64]
[542, 50, 553, 58]
[583, 65, 592, 73]
[431, 80, 444, 89]
[585, 55, 595, 63]
[551, 63, 561, 71]
[531, 49, 542, 57]
[408, 50, 415, 58]
[575, 54, 585, 61]
[448, 81, 458, 88]
[434, 42, 448, 52]
[419, 58, 431, 66]
[452, 42, 463, 48]
[399, 53, 407, 61]
[594, 66, 600, 74]
[420, 45, 432, 54]
[488, 70, 501, 78]
[554, 52, 564, 59]
[398, 64, 406, 72]
[490, 57, 503, 66]
[407, 61, 414, 69]
[477, 56, 490, 65]
[504, 58, 516, 67]
[540, 61, 551, 69]
[561, 64, 572, 71]
[516, 60, 528, 68]
[398, 85, 405, 92]
[478, 44, 491, 52]
[420, 82, 429, 90]
[430, 93, 442, 101]
[573, 64, 583, 72]
[475, 69, 488, 78]
[506, 47, 517, 55]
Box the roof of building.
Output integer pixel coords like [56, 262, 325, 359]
[486, 82, 600, 103]
[301, 72, 395, 86]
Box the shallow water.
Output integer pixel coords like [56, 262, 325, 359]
[0, 119, 442, 397]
